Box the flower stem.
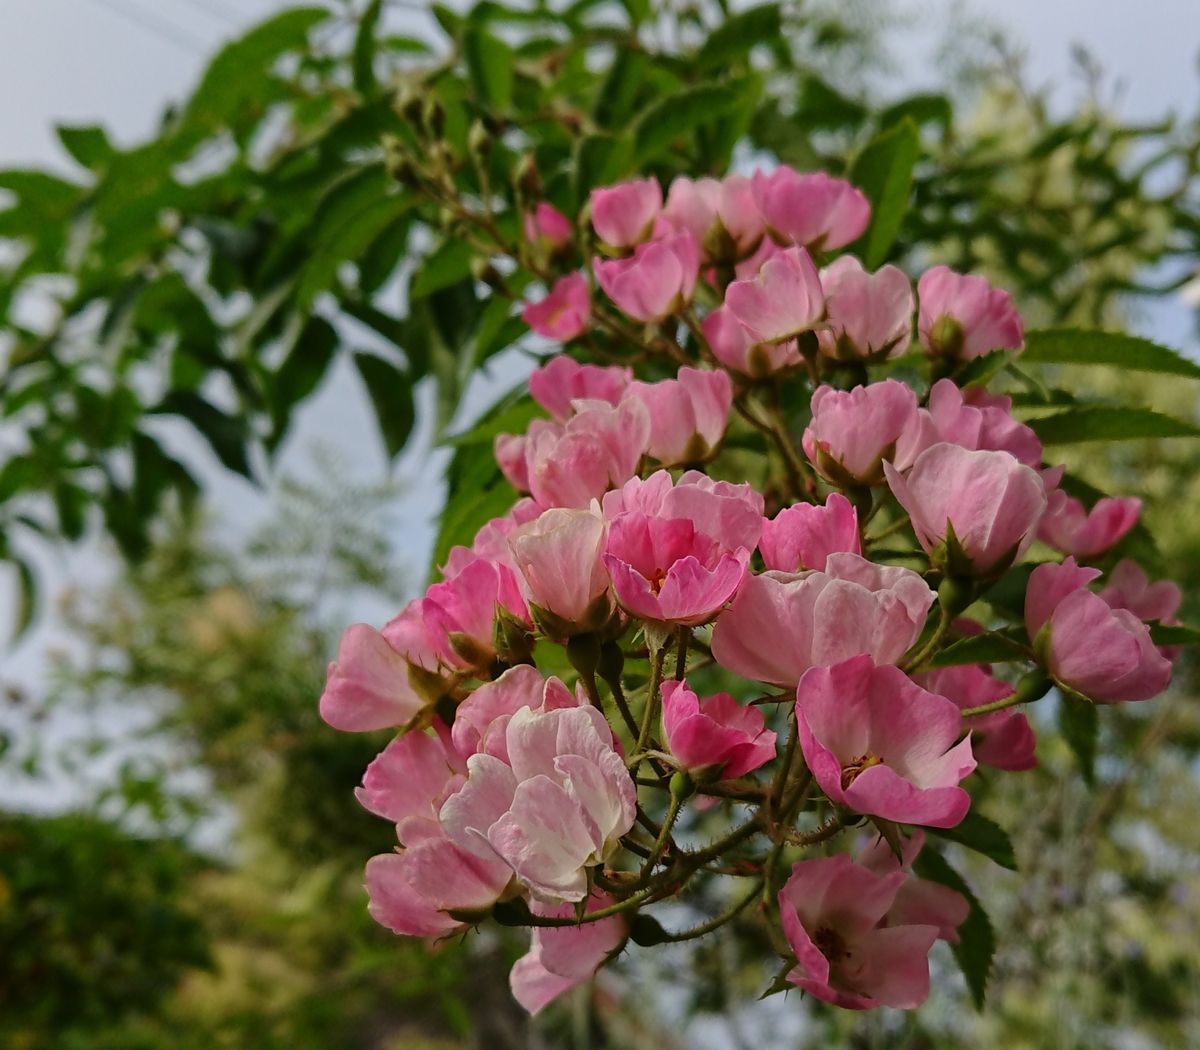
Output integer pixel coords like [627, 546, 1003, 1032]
[655, 878, 765, 943]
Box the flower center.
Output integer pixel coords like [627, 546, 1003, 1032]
[813, 925, 849, 962]
[648, 566, 669, 594]
[840, 752, 883, 791]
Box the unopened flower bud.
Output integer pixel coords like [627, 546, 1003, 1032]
[468, 119, 493, 158]
[423, 96, 446, 137]
[515, 152, 542, 198]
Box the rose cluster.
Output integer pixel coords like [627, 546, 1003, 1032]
[321, 163, 1181, 1015]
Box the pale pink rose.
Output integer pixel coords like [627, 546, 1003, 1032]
[1039, 489, 1141, 560]
[858, 830, 970, 942]
[356, 721, 466, 833]
[702, 303, 801, 377]
[623, 367, 732, 466]
[751, 167, 870, 251]
[724, 246, 825, 343]
[661, 174, 764, 260]
[451, 666, 579, 763]
[917, 265, 1024, 360]
[590, 177, 662, 248]
[926, 379, 1042, 469]
[509, 398, 650, 508]
[602, 470, 764, 552]
[885, 443, 1047, 576]
[522, 272, 591, 342]
[660, 679, 777, 779]
[593, 231, 700, 322]
[508, 506, 613, 633]
[817, 255, 913, 361]
[528, 356, 631, 421]
[494, 431, 532, 492]
[1025, 558, 1172, 703]
[710, 553, 934, 687]
[365, 834, 512, 939]
[778, 853, 939, 1010]
[440, 705, 637, 902]
[602, 514, 751, 626]
[802, 380, 932, 486]
[733, 235, 785, 279]
[319, 623, 429, 732]
[523, 201, 574, 251]
[916, 665, 1036, 771]
[510, 891, 627, 1014]
[797, 655, 975, 828]
[759, 492, 861, 572]
[1100, 559, 1183, 624]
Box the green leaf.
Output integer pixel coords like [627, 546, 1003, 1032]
[445, 391, 539, 446]
[463, 26, 514, 110]
[179, 8, 328, 143]
[0, 457, 40, 503]
[631, 83, 744, 165]
[847, 117, 920, 267]
[153, 392, 253, 479]
[410, 239, 474, 299]
[912, 848, 994, 1009]
[353, 0, 384, 94]
[926, 632, 1029, 668]
[1023, 328, 1200, 380]
[1058, 690, 1098, 784]
[9, 555, 37, 643]
[929, 812, 1018, 871]
[794, 74, 868, 131]
[271, 316, 339, 438]
[695, 4, 781, 70]
[878, 93, 952, 132]
[573, 133, 634, 204]
[953, 349, 1020, 389]
[353, 353, 415, 459]
[56, 125, 115, 170]
[1027, 406, 1200, 444]
[1149, 622, 1200, 646]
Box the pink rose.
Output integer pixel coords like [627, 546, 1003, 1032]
[1025, 558, 1172, 703]
[590, 177, 662, 248]
[594, 231, 700, 322]
[918, 265, 1024, 360]
[660, 679, 777, 779]
[751, 167, 871, 251]
[778, 853, 939, 1010]
[451, 665, 580, 763]
[522, 272, 591, 341]
[702, 303, 801, 377]
[759, 492, 861, 572]
[1039, 489, 1141, 560]
[440, 704, 637, 902]
[523, 201, 573, 252]
[926, 379, 1042, 469]
[916, 665, 1036, 771]
[797, 655, 976, 828]
[724, 246, 825, 344]
[817, 255, 913, 361]
[885, 443, 1047, 576]
[710, 553, 934, 687]
[661, 173, 764, 260]
[858, 829, 970, 942]
[623, 366, 732, 466]
[528, 356, 631, 422]
[803, 380, 932, 486]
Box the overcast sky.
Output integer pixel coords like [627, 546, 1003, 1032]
[1, 0, 1198, 807]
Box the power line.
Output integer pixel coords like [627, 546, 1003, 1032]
[84, 0, 208, 54]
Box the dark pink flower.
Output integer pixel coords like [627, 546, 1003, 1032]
[522, 272, 591, 342]
[858, 830, 970, 942]
[451, 665, 580, 763]
[660, 679, 777, 779]
[356, 721, 466, 833]
[796, 655, 976, 828]
[778, 853, 939, 1009]
[523, 201, 573, 252]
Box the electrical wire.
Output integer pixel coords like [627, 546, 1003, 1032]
[83, 0, 208, 53]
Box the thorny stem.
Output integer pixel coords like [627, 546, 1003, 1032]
[781, 814, 843, 847]
[632, 793, 684, 889]
[655, 878, 766, 943]
[675, 625, 690, 681]
[602, 670, 641, 740]
[633, 642, 667, 762]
